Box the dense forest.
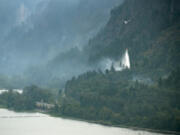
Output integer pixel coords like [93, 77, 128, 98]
[86, 0, 180, 78]
[56, 0, 180, 132]
[1, 68, 179, 131]
[55, 67, 179, 132]
[0, 86, 54, 111]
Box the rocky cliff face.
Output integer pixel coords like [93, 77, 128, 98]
[86, 0, 180, 76]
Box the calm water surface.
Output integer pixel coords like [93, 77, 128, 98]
[0, 109, 166, 135]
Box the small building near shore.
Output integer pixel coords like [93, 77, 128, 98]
[36, 101, 55, 110]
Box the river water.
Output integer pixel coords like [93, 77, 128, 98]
[0, 109, 166, 135]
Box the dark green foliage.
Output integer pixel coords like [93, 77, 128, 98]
[85, 0, 180, 78]
[24, 85, 54, 103]
[0, 91, 34, 110]
[59, 68, 180, 132]
[0, 85, 54, 111]
[63, 3, 180, 131]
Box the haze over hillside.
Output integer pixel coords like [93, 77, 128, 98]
[0, 0, 179, 88]
[0, 0, 124, 88]
[0, 0, 123, 73]
[87, 0, 180, 78]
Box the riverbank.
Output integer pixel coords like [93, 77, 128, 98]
[0, 107, 179, 135]
[49, 112, 180, 135]
[1, 108, 167, 135]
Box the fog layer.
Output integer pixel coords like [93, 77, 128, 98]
[0, 0, 124, 88]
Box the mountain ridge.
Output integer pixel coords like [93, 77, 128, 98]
[86, 0, 180, 77]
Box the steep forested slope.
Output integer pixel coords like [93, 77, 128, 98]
[54, 0, 180, 133]
[86, 0, 180, 77]
[58, 68, 180, 132]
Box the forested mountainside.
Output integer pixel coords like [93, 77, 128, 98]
[86, 0, 180, 77]
[59, 67, 180, 132]
[0, 0, 123, 75]
[56, 0, 180, 132]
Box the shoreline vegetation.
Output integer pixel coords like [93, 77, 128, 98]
[49, 113, 180, 135]
[0, 68, 180, 134]
[0, 107, 179, 135]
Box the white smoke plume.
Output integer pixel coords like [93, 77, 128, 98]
[121, 49, 130, 69]
[102, 49, 131, 71]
